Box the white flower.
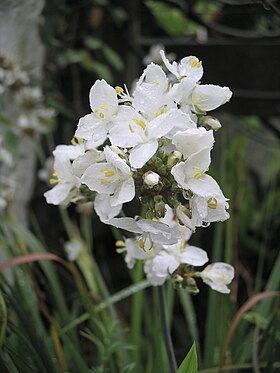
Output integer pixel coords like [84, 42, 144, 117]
[171, 147, 213, 196]
[144, 241, 208, 286]
[81, 146, 135, 206]
[123, 238, 159, 269]
[190, 193, 229, 227]
[200, 263, 234, 293]
[107, 217, 182, 250]
[44, 153, 81, 205]
[109, 107, 182, 168]
[65, 239, 83, 261]
[160, 50, 203, 81]
[191, 84, 232, 113]
[172, 127, 214, 159]
[75, 79, 119, 142]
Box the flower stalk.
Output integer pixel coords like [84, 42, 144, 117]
[158, 285, 178, 373]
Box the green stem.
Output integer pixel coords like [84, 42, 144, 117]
[157, 285, 177, 373]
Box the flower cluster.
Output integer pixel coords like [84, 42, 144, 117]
[0, 55, 56, 212]
[45, 51, 234, 293]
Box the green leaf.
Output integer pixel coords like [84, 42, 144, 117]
[84, 36, 103, 50]
[0, 290, 7, 348]
[145, 1, 197, 36]
[177, 342, 198, 373]
[103, 45, 124, 71]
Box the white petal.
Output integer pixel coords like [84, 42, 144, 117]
[180, 245, 208, 266]
[138, 63, 168, 91]
[107, 217, 143, 234]
[109, 106, 144, 147]
[160, 50, 179, 77]
[89, 79, 118, 115]
[148, 109, 184, 139]
[129, 141, 158, 169]
[186, 174, 224, 198]
[173, 128, 214, 159]
[192, 84, 232, 112]
[94, 194, 122, 222]
[44, 183, 73, 205]
[72, 150, 102, 177]
[81, 163, 116, 194]
[75, 113, 107, 142]
[111, 177, 135, 206]
[104, 146, 131, 175]
[53, 144, 83, 160]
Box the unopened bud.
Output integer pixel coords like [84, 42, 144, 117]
[200, 116, 222, 130]
[154, 195, 166, 218]
[185, 277, 199, 294]
[143, 171, 160, 188]
[167, 150, 182, 168]
[172, 273, 184, 288]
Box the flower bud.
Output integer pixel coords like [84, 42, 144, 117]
[185, 277, 199, 294]
[167, 150, 182, 168]
[143, 171, 160, 188]
[154, 195, 166, 218]
[200, 116, 222, 130]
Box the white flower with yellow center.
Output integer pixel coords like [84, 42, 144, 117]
[109, 107, 183, 168]
[108, 217, 182, 251]
[144, 241, 208, 286]
[160, 50, 203, 81]
[199, 262, 234, 294]
[171, 147, 213, 196]
[44, 154, 81, 205]
[75, 79, 120, 143]
[191, 84, 232, 113]
[190, 192, 229, 227]
[81, 146, 135, 207]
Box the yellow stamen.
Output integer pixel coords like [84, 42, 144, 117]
[100, 179, 108, 185]
[151, 79, 159, 85]
[129, 124, 135, 133]
[162, 107, 169, 113]
[192, 98, 198, 105]
[199, 94, 204, 99]
[104, 171, 115, 177]
[191, 60, 198, 68]
[155, 110, 161, 117]
[49, 178, 57, 185]
[52, 172, 58, 177]
[133, 118, 146, 129]
[116, 248, 126, 253]
[196, 61, 202, 68]
[115, 86, 124, 95]
[116, 240, 125, 247]
[207, 197, 218, 209]
[71, 137, 76, 145]
[99, 112, 105, 119]
[101, 105, 109, 110]
[200, 104, 208, 109]
[194, 170, 204, 179]
[138, 239, 145, 250]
